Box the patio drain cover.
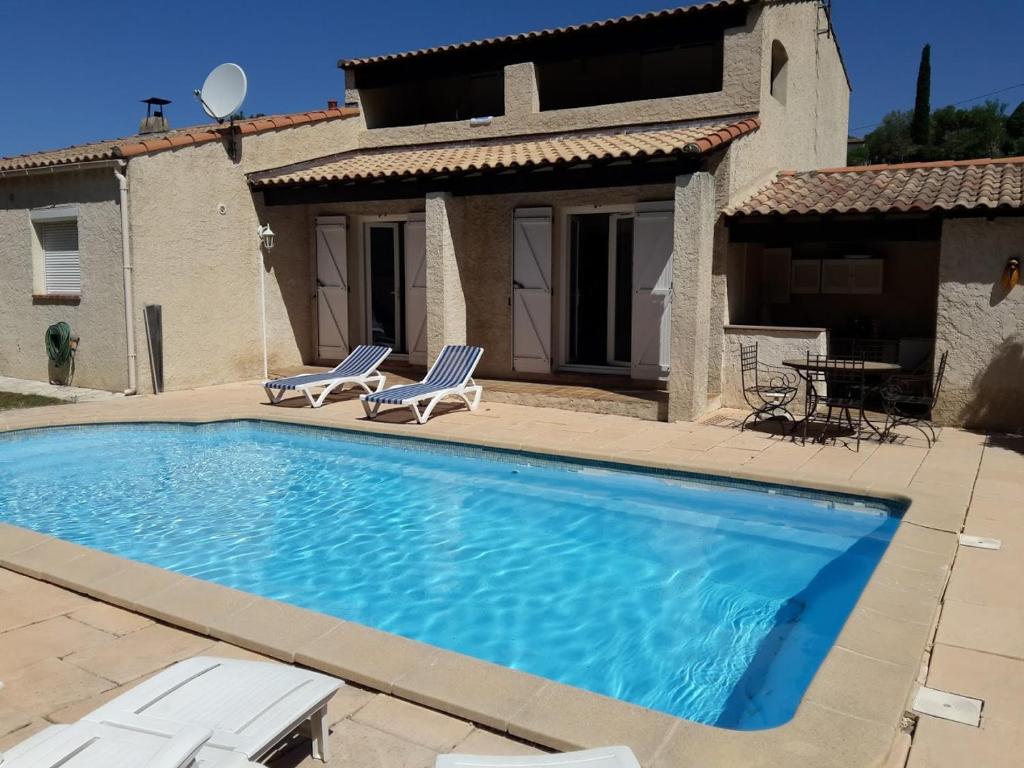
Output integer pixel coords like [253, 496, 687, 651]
[913, 686, 982, 726]
[959, 534, 1002, 550]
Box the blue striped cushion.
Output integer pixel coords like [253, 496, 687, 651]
[267, 345, 390, 390]
[365, 345, 482, 404]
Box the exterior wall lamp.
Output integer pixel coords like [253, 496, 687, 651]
[257, 223, 276, 250]
[1002, 256, 1020, 290]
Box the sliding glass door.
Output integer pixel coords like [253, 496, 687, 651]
[567, 213, 633, 368]
[366, 223, 407, 353]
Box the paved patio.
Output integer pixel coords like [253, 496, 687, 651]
[0, 382, 1020, 767]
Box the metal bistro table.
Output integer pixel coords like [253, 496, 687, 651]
[782, 358, 902, 440]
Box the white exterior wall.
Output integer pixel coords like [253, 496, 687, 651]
[0, 168, 127, 391]
[126, 117, 361, 393]
[935, 217, 1024, 431]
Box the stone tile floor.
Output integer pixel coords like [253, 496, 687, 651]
[0, 381, 1021, 766]
[0, 570, 542, 767]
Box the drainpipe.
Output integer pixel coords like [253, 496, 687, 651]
[113, 162, 138, 395]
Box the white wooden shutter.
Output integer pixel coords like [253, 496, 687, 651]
[512, 208, 553, 373]
[315, 216, 349, 360]
[404, 214, 428, 365]
[42, 221, 81, 294]
[631, 204, 673, 379]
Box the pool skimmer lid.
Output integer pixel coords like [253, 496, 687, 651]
[958, 534, 1002, 550]
[912, 686, 982, 727]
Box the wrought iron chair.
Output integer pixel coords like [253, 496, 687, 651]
[881, 351, 948, 447]
[739, 343, 799, 432]
[802, 353, 867, 451]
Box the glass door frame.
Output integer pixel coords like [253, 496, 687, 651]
[363, 220, 405, 356]
[558, 204, 636, 374]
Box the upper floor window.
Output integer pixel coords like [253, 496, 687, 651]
[770, 40, 789, 104]
[32, 206, 81, 296]
[360, 71, 504, 129]
[536, 39, 723, 112]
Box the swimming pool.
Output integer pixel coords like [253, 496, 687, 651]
[0, 421, 900, 729]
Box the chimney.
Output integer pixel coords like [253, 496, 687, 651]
[327, 99, 339, 111]
[139, 97, 171, 134]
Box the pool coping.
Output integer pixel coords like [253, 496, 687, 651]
[0, 412, 966, 767]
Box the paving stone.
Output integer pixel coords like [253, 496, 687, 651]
[354, 694, 474, 752]
[928, 644, 1024, 723]
[908, 713, 1023, 768]
[297, 719, 437, 768]
[0, 719, 49, 751]
[0, 616, 114, 676]
[804, 647, 917, 727]
[1, 658, 114, 715]
[935, 600, 1024, 660]
[0, 579, 90, 633]
[324, 685, 377, 726]
[68, 602, 153, 636]
[64, 622, 215, 685]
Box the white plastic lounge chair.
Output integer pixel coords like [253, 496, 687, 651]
[264, 344, 391, 408]
[81, 656, 342, 764]
[361, 344, 484, 424]
[0, 721, 254, 768]
[437, 746, 640, 768]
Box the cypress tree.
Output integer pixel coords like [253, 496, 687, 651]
[911, 44, 932, 146]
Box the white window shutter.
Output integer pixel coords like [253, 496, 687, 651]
[42, 221, 81, 294]
[631, 205, 673, 379]
[404, 214, 428, 365]
[315, 216, 349, 360]
[512, 208, 553, 373]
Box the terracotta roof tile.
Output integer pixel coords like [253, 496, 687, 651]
[249, 116, 760, 187]
[0, 107, 359, 172]
[339, 0, 756, 68]
[726, 157, 1024, 217]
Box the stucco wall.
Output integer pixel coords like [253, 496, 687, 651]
[721, 325, 828, 409]
[350, 10, 762, 149]
[0, 168, 127, 391]
[724, 1, 850, 205]
[127, 117, 360, 393]
[935, 218, 1024, 432]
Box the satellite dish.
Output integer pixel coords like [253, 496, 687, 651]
[196, 63, 247, 121]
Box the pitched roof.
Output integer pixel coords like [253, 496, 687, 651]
[0, 107, 359, 173]
[338, 0, 756, 68]
[249, 116, 760, 188]
[727, 157, 1024, 217]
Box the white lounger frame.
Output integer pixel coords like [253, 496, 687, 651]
[361, 346, 483, 424]
[264, 349, 390, 409]
[362, 379, 483, 424]
[81, 656, 340, 764]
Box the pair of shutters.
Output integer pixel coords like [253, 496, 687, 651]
[41, 220, 81, 294]
[511, 205, 673, 378]
[315, 215, 428, 364]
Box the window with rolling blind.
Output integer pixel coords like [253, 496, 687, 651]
[39, 220, 81, 294]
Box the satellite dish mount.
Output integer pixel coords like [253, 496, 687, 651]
[194, 63, 248, 161]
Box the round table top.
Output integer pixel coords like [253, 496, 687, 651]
[783, 358, 902, 373]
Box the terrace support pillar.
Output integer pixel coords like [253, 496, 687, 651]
[425, 191, 467, 364]
[667, 171, 716, 422]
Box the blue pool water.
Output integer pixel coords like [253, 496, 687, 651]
[0, 422, 900, 729]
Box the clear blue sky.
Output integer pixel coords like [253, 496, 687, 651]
[2, 0, 1022, 157]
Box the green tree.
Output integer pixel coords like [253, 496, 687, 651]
[911, 44, 932, 146]
[930, 101, 1007, 160]
[863, 111, 914, 164]
[1007, 102, 1024, 155]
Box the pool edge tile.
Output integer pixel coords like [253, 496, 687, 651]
[206, 597, 339, 663]
[297, 622, 439, 693]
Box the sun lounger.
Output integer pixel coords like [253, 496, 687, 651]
[361, 344, 483, 424]
[81, 656, 342, 764]
[264, 344, 391, 408]
[437, 746, 640, 768]
[0, 721, 254, 768]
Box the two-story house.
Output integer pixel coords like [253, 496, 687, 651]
[249, 0, 849, 421]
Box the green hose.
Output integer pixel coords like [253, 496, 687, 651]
[45, 321, 74, 368]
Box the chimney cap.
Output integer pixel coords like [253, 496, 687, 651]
[327, 98, 339, 110]
[141, 97, 172, 106]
